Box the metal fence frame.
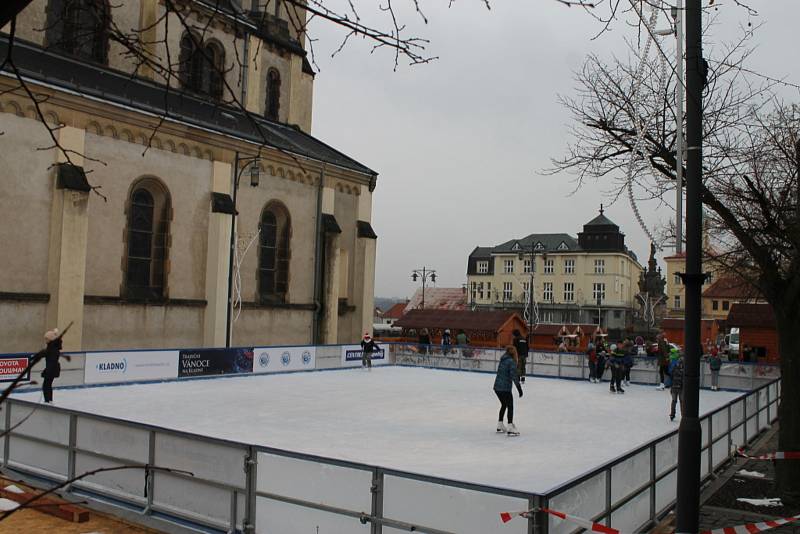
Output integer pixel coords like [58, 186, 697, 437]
[0, 344, 781, 534]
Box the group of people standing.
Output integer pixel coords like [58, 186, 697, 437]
[585, 340, 635, 393]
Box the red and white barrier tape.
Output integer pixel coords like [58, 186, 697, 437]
[700, 513, 800, 534]
[500, 507, 619, 534]
[736, 448, 800, 460]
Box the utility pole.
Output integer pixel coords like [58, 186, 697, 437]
[675, 0, 703, 531]
[675, 0, 684, 254]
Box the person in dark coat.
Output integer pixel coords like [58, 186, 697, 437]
[586, 342, 598, 383]
[494, 346, 523, 435]
[608, 348, 625, 394]
[512, 329, 529, 383]
[418, 328, 431, 355]
[708, 346, 722, 391]
[39, 328, 67, 403]
[441, 329, 452, 355]
[360, 333, 379, 369]
[623, 345, 635, 386]
[596, 343, 607, 382]
[668, 350, 685, 421]
[656, 334, 670, 390]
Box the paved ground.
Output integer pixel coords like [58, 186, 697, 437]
[0, 476, 160, 534]
[697, 424, 800, 533]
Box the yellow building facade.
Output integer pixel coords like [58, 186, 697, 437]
[0, 0, 378, 352]
[466, 211, 644, 331]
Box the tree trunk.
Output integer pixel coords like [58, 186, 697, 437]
[775, 307, 800, 503]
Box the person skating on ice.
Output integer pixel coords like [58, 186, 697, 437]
[668, 348, 686, 421]
[360, 333, 378, 370]
[512, 329, 529, 383]
[608, 344, 625, 394]
[38, 328, 71, 403]
[586, 341, 598, 383]
[708, 345, 722, 391]
[493, 345, 523, 436]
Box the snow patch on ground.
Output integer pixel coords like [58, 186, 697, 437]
[0, 498, 19, 511]
[737, 470, 766, 478]
[3, 485, 25, 494]
[14, 367, 741, 493]
[737, 498, 783, 507]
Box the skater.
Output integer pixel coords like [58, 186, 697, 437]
[608, 349, 625, 394]
[656, 333, 670, 390]
[494, 346, 523, 436]
[622, 344, 635, 386]
[38, 328, 70, 403]
[596, 345, 607, 383]
[441, 329, 452, 355]
[360, 333, 379, 369]
[668, 349, 685, 421]
[512, 329, 529, 383]
[418, 328, 431, 355]
[586, 341, 598, 383]
[708, 347, 722, 391]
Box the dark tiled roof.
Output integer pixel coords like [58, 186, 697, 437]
[395, 309, 521, 332]
[727, 303, 776, 328]
[584, 212, 619, 228]
[493, 233, 580, 253]
[469, 246, 493, 258]
[0, 38, 376, 177]
[702, 277, 761, 300]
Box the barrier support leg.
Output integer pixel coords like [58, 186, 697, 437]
[244, 447, 257, 534]
[371, 468, 384, 534]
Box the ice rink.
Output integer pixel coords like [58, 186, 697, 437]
[16, 367, 740, 493]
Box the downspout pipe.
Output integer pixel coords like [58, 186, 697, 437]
[311, 164, 326, 344]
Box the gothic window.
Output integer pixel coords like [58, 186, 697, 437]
[179, 33, 226, 100]
[258, 202, 291, 302]
[124, 179, 171, 299]
[46, 0, 110, 64]
[266, 68, 281, 121]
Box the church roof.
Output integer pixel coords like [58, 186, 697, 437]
[0, 38, 377, 177]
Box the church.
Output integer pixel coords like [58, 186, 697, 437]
[0, 0, 378, 352]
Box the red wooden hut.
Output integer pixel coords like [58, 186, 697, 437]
[394, 309, 527, 348]
[727, 303, 779, 362]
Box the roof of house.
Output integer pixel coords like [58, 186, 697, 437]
[584, 212, 619, 229]
[702, 277, 761, 300]
[383, 302, 408, 320]
[394, 309, 524, 332]
[403, 288, 467, 312]
[469, 246, 494, 258]
[727, 303, 776, 328]
[1, 39, 376, 177]
[492, 233, 581, 254]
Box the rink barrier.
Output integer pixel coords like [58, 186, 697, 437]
[1, 342, 782, 534]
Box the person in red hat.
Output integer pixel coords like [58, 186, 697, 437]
[360, 332, 379, 370]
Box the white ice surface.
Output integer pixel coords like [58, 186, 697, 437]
[15, 367, 740, 493]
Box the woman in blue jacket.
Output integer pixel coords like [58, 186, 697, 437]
[494, 346, 523, 436]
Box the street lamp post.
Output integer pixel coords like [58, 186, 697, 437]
[411, 267, 437, 309]
[226, 151, 261, 348]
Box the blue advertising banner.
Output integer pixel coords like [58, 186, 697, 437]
[340, 345, 387, 368]
[178, 348, 254, 377]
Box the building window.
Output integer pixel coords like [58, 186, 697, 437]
[712, 300, 719, 311]
[179, 33, 226, 99]
[266, 68, 281, 121]
[674, 295, 681, 309]
[503, 282, 513, 301]
[124, 179, 170, 299]
[522, 281, 530, 301]
[46, 0, 110, 64]
[477, 261, 488, 274]
[470, 282, 477, 303]
[722, 300, 729, 311]
[594, 259, 605, 274]
[544, 259, 554, 274]
[523, 259, 532, 273]
[503, 259, 514, 274]
[258, 202, 291, 302]
[614, 310, 622, 319]
[543, 282, 553, 302]
[564, 282, 574, 302]
[478, 282, 484, 299]
[674, 273, 682, 285]
[564, 258, 575, 274]
[542, 310, 554, 323]
[592, 283, 605, 303]
[487, 282, 492, 301]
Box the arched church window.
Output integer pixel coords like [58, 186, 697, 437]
[266, 68, 281, 121]
[124, 178, 171, 299]
[258, 202, 291, 302]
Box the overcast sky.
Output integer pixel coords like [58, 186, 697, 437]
[308, 1, 798, 299]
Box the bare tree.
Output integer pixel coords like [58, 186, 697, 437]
[550, 27, 800, 499]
